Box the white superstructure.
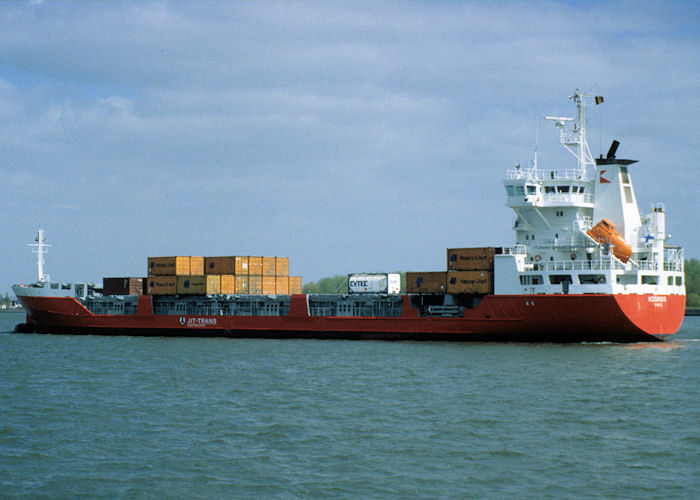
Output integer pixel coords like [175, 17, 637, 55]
[494, 91, 685, 296]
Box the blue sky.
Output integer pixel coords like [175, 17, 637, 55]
[1, 1, 698, 293]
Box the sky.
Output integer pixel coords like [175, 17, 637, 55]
[1, 0, 698, 294]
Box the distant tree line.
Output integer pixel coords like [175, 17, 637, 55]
[1, 292, 22, 310]
[301, 262, 700, 309]
[685, 259, 700, 308]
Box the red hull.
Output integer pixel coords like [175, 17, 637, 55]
[15, 293, 685, 343]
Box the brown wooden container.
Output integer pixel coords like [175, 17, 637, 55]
[103, 277, 144, 296]
[446, 247, 500, 271]
[248, 257, 263, 275]
[405, 272, 446, 294]
[262, 276, 276, 294]
[147, 275, 177, 295]
[205, 257, 235, 275]
[262, 257, 275, 276]
[275, 257, 289, 277]
[220, 274, 236, 294]
[288, 276, 302, 295]
[148, 256, 190, 276]
[446, 270, 493, 294]
[249, 275, 263, 294]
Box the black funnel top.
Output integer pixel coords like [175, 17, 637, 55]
[596, 140, 638, 166]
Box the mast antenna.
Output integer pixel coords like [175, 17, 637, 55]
[28, 228, 51, 282]
[545, 89, 601, 179]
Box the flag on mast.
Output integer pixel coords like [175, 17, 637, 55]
[595, 96, 604, 105]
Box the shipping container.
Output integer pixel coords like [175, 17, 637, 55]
[348, 273, 401, 294]
[235, 275, 249, 294]
[275, 257, 289, 277]
[103, 277, 145, 296]
[405, 272, 447, 294]
[248, 256, 263, 275]
[206, 275, 221, 295]
[148, 256, 191, 276]
[446, 247, 501, 271]
[147, 276, 177, 295]
[249, 275, 263, 294]
[262, 276, 276, 294]
[275, 276, 289, 294]
[176, 275, 207, 295]
[262, 257, 275, 276]
[190, 256, 204, 275]
[446, 270, 493, 294]
[235, 256, 249, 275]
[289, 276, 302, 295]
[220, 274, 236, 294]
[204, 256, 250, 275]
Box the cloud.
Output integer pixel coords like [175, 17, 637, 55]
[0, 0, 698, 288]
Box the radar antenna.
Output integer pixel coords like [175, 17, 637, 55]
[545, 89, 602, 178]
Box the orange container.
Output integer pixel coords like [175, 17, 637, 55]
[275, 257, 289, 277]
[586, 219, 632, 263]
[206, 275, 221, 294]
[275, 276, 289, 294]
[234, 256, 249, 275]
[249, 275, 263, 294]
[220, 274, 236, 294]
[288, 276, 302, 295]
[235, 275, 249, 294]
[189, 256, 204, 276]
[262, 257, 275, 276]
[262, 276, 276, 294]
[248, 257, 263, 275]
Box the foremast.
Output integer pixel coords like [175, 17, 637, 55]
[28, 228, 51, 283]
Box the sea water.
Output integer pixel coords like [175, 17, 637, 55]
[1, 311, 698, 499]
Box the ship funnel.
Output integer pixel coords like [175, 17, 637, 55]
[606, 140, 620, 159]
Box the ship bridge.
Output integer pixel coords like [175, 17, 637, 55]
[505, 167, 594, 209]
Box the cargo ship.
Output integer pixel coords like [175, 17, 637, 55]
[13, 91, 686, 342]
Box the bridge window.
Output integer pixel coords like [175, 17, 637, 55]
[549, 275, 573, 285]
[676, 276, 683, 286]
[557, 186, 570, 193]
[506, 186, 515, 196]
[545, 186, 555, 194]
[526, 185, 537, 195]
[641, 275, 659, 285]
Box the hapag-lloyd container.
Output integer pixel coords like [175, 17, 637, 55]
[405, 272, 446, 293]
[446, 270, 493, 294]
[446, 247, 500, 271]
[348, 273, 401, 294]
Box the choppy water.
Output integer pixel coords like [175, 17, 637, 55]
[1, 311, 699, 499]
